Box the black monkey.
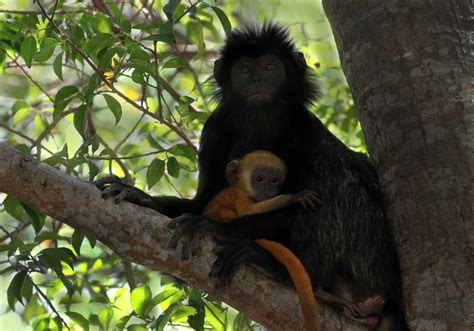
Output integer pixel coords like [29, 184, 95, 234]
[96, 22, 407, 330]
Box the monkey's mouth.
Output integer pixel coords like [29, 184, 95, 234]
[246, 93, 273, 102]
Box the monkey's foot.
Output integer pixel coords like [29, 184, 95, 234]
[168, 215, 226, 261]
[94, 176, 156, 209]
[315, 289, 384, 329]
[210, 240, 283, 288]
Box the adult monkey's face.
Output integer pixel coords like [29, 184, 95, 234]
[229, 54, 286, 105]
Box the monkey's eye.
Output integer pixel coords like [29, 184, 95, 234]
[255, 176, 264, 182]
[265, 63, 274, 71]
[240, 65, 250, 74]
[270, 178, 278, 184]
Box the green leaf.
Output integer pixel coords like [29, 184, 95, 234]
[116, 314, 132, 329]
[88, 160, 100, 181]
[156, 303, 179, 331]
[211, 6, 232, 36]
[66, 311, 89, 330]
[3, 195, 23, 221]
[146, 159, 165, 189]
[21, 277, 33, 304]
[142, 32, 174, 44]
[33, 316, 50, 331]
[167, 157, 180, 178]
[103, 94, 122, 125]
[149, 288, 180, 312]
[131, 70, 146, 84]
[35, 38, 58, 62]
[21, 203, 45, 234]
[23, 293, 47, 322]
[86, 234, 96, 248]
[131, 285, 151, 317]
[195, 18, 205, 60]
[71, 230, 85, 256]
[127, 325, 147, 331]
[163, 0, 181, 22]
[83, 73, 101, 102]
[85, 33, 115, 54]
[56, 85, 80, 103]
[129, 49, 150, 65]
[169, 144, 197, 163]
[53, 52, 64, 81]
[98, 47, 120, 70]
[98, 306, 113, 331]
[7, 269, 28, 310]
[163, 58, 186, 69]
[20, 36, 37, 67]
[54, 85, 80, 120]
[178, 96, 195, 105]
[38, 248, 76, 296]
[188, 290, 205, 331]
[34, 231, 68, 243]
[12, 100, 29, 113]
[73, 104, 88, 139]
[146, 134, 164, 150]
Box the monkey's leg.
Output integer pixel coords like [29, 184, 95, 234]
[210, 239, 287, 287]
[168, 215, 230, 260]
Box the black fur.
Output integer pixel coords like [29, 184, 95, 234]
[214, 21, 319, 107]
[98, 22, 407, 329]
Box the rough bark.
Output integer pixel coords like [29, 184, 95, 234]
[322, 1, 474, 330]
[0, 143, 366, 331]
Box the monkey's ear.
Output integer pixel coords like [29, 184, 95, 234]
[292, 52, 307, 72]
[225, 160, 240, 185]
[213, 59, 223, 85]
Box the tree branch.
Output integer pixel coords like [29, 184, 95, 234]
[0, 143, 365, 331]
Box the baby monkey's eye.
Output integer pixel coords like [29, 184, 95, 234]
[270, 178, 278, 184]
[265, 63, 274, 71]
[255, 176, 264, 182]
[240, 65, 250, 74]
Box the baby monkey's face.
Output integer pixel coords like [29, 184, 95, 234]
[250, 166, 284, 201]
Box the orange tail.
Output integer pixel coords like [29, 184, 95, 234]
[256, 239, 318, 331]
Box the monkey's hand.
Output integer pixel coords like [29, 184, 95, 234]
[168, 215, 227, 261]
[94, 176, 157, 210]
[291, 190, 322, 209]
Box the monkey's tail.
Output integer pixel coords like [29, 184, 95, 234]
[255, 239, 319, 331]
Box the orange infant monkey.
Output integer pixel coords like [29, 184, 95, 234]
[204, 150, 321, 331]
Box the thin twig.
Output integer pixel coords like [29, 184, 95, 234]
[114, 113, 146, 152]
[89, 149, 166, 160]
[0, 9, 84, 15]
[31, 281, 71, 330]
[95, 135, 133, 184]
[36, 0, 196, 151]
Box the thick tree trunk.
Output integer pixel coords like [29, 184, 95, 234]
[322, 1, 473, 330]
[0, 143, 366, 331]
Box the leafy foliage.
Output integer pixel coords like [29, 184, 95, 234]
[0, 0, 361, 329]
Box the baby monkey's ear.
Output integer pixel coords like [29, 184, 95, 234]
[225, 160, 240, 185]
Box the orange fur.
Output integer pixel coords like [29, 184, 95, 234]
[204, 151, 319, 331]
[256, 239, 318, 331]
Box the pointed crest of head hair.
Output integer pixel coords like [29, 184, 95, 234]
[213, 21, 319, 106]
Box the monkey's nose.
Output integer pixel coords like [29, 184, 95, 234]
[251, 75, 262, 83]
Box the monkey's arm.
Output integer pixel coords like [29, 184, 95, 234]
[96, 114, 228, 218]
[239, 191, 321, 216]
[239, 195, 292, 215]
